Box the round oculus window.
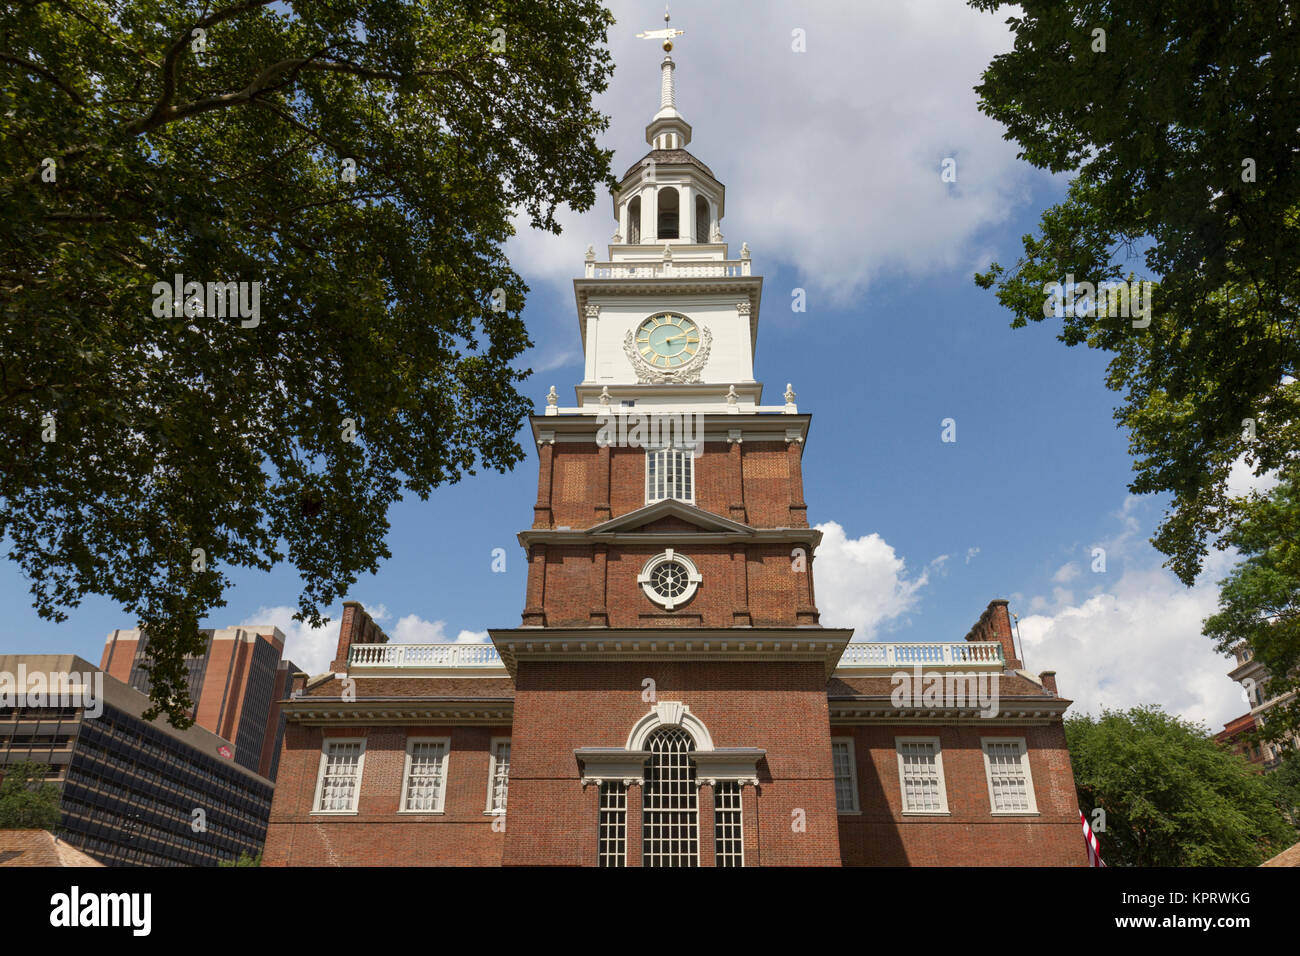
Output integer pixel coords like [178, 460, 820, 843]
[650, 561, 691, 600]
[637, 550, 702, 610]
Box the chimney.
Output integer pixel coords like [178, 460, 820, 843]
[1039, 671, 1058, 696]
[964, 599, 1022, 670]
[290, 671, 309, 698]
[329, 601, 388, 672]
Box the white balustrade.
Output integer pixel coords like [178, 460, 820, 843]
[585, 259, 751, 279]
[348, 643, 504, 668]
[836, 642, 1004, 669]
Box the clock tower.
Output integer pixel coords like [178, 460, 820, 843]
[492, 21, 854, 866]
[263, 16, 1086, 871]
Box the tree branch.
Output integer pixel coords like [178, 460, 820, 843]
[0, 52, 86, 105]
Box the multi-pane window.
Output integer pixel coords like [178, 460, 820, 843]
[402, 738, 449, 812]
[982, 738, 1037, 813]
[646, 448, 694, 504]
[642, 727, 699, 866]
[896, 738, 948, 813]
[315, 740, 364, 812]
[832, 739, 859, 812]
[713, 782, 744, 867]
[598, 782, 627, 867]
[487, 738, 511, 813]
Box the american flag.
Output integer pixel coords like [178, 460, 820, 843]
[1080, 809, 1105, 867]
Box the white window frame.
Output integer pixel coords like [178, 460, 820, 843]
[485, 736, 511, 815]
[311, 738, 366, 815]
[400, 736, 451, 814]
[645, 447, 695, 505]
[831, 737, 860, 814]
[637, 549, 703, 611]
[895, 736, 950, 815]
[980, 736, 1039, 815]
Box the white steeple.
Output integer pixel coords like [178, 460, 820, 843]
[637, 9, 693, 151]
[557, 11, 785, 418]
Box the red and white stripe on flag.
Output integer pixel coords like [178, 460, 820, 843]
[1079, 809, 1105, 867]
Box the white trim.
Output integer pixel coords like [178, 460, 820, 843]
[636, 548, 702, 610]
[980, 736, 1039, 815]
[400, 736, 451, 813]
[311, 737, 366, 815]
[894, 736, 950, 815]
[485, 736, 511, 814]
[831, 737, 859, 813]
[626, 700, 715, 751]
[644, 446, 697, 506]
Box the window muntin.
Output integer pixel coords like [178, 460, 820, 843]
[637, 550, 702, 611]
[650, 561, 691, 601]
[713, 781, 744, 867]
[642, 727, 698, 867]
[487, 738, 511, 814]
[314, 739, 365, 813]
[832, 738, 859, 813]
[982, 737, 1037, 814]
[646, 447, 694, 504]
[402, 738, 449, 812]
[598, 782, 627, 867]
[896, 737, 948, 814]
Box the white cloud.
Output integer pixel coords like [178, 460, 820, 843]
[241, 605, 336, 677]
[240, 605, 489, 676]
[813, 521, 929, 639]
[1226, 454, 1280, 499]
[391, 614, 490, 646]
[965, 547, 981, 564]
[1014, 506, 1246, 731]
[1052, 562, 1080, 584]
[506, 1, 1047, 306]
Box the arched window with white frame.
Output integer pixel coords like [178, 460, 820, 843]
[642, 726, 698, 867]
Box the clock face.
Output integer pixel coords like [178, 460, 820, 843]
[635, 313, 701, 370]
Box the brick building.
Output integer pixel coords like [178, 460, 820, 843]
[0, 655, 275, 867]
[264, 32, 1086, 867]
[101, 625, 299, 780]
[1216, 713, 1268, 769]
[1226, 643, 1299, 769]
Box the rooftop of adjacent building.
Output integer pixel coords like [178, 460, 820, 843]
[0, 653, 274, 788]
[0, 830, 105, 867]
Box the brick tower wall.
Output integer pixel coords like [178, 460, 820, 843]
[501, 660, 841, 866]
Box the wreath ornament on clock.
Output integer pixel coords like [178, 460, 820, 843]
[624, 312, 712, 384]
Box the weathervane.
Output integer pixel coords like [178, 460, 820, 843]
[636, 6, 685, 52]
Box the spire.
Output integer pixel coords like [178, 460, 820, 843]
[638, 7, 691, 149]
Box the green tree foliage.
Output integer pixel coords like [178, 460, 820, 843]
[1066, 706, 1294, 866]
[218, 850, 261, 867]
[1204, 478, 1300, 742]
[969, 1, 1300, 585]
[0, 1, 617, 725]
[1264, 746, 1300, 827]
[0, 761, 63, 830]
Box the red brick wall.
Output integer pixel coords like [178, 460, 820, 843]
[263, 722, 511, 866]
[501, 660, 841, 866]
[194, 636, 248, 741]
[100, 631, 139, 684]
[539, 440, 806, 530]
[525, 542, 815, 628]
[833, 723, 1086, 866]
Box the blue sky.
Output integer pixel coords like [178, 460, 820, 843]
[0, 1, 1261, 731]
